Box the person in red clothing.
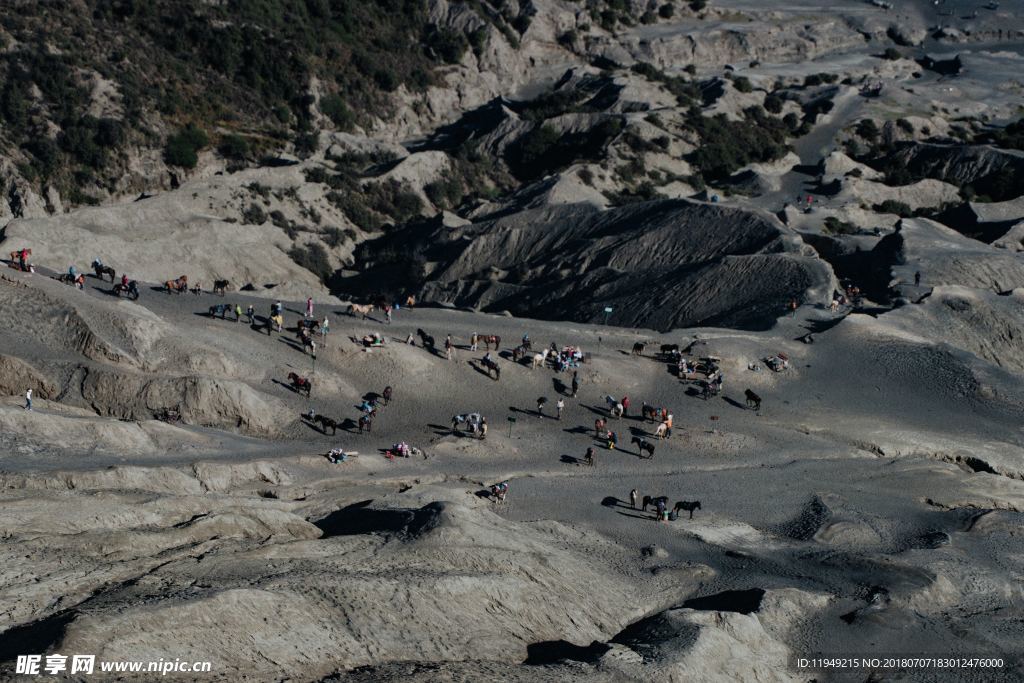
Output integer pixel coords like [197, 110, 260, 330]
[621, 396, 630, 417]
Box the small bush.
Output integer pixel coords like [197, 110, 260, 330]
[690, 0, 707, 10]
[293, 131, 319, 158]
[320, 94, 354, 131]
[882, 47, 903, 60]
[640, 10, 658, 24]
[803, 72, 838, 87]
[322, 227, 346, 247]
[856, 119, 880, 141]
[578, 168, 595, 185]
[218, 133, 249, 160]
[732, 76, 753, 93]
[823, 216, 858, 234]
[165, 124, 209, 168]
[288, 242, 332, 282]
[659, 4, 675, 19]
[896, 118, 914, 134]
[242, 203, 268, 225]
[873, 200, 913, 216]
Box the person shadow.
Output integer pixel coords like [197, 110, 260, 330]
[553, 378, 568, 396]
[560, 454, 581, 465]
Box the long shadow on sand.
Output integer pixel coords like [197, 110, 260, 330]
[560, 454, 583, 465]
[614, 510, 654, 521]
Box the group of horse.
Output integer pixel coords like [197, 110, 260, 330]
[304, 385, 393, 437]
[641, 495, 702, 520]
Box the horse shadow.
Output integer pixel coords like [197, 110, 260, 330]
[723, 397, 746, 411]
[615, 510, 654, 521]
[582, 404, 609, 417]
[509, 406, 543, 418]
[272, 378, 304, 395]
[363, 392, 381, 403]
[560, 454, 581, 465]
[339, 418, 359, 433]
[628, 426, 649, 437]
[563, 426, 590, 436]
[498, 350, 514, 361]
[473, 489, 493, 499]
[278, 337, 310, 354]
[93, 285, 119, 297]
[467, 360, 491, 379]
[684, 387, 702, 398]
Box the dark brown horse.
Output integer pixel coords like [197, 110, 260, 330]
[287, 372, 312, 396]
[313, 415, 338, 435]
[92, 260, 116, 282]
[480, 334, 501, 351]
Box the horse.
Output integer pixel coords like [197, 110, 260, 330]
[605, 395, 622, 418]
[209, 304, 229, 319]
[674, 500, 702, 519]
[660, 343, 679, 355]
[642, 495, 668, 512]
[480, 334, 501, 351]
[632, 342, 645, 356]
[213, 279, 230, 296]
[113, 280, 139, 300]
[481, 356, 501, 380]
[9, 248, 30, 262]
[165, 275, 188, 294]
[531, 351, 548, 369]
[655, 421, 669, 439]
[641, 403, 659, 422]
[287, 372, 312, 396]
[417, 328, 435, 350]
[744, 389, 762, 411]
[702, 379, 721, 400]
[302, 336, 316, 356]
[313, 415, 337, 435]
[348, 303, 374, 319]
[92, 260, 116, 282]
[631, 436, 655, 458]
[358, 415, 373, 433]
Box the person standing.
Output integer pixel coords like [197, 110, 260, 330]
[470, 333, 478, 352]
[630, 489, 638, 509]
[585, 447, 595, 467]
[385, 306, 392, 324]
[445, 335, 454, 360]
[556, 398, 565, 420]
[234, 304, 243, 322]
[621, 396, 630, 417]
[246, 305, 255, 325]
[606, 430, 617, 450]
[305, 297, 314, 318]
[537, 396, 547, 417]
[571, 371, 579, 398]
[24, 388, 32, 411]
[321, 316, 329, 348]
[914, 270, 921, 286]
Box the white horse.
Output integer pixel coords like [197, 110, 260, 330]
[655, 421, 669, 439]
[531, 350, 548, 369]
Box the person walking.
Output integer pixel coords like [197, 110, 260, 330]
[537, 396, 547, 417]
[385, 306, 392, 324]
[24, 388, 32, 411]
[470, 333, 478, 352]
[321, 316, 329, 347]
[246, 305, 255, 325]
[584, 447, 595, 467]
[445, 335, 454, 360]
[621, 396, 630, 417]
[914, 270, 921, 287]
[234, 304, 243, 322]
[305, 297, 314, 318]
[630, 488, 638, 509]
[571, 371, 579, 398]
[556, 398, 565, 420]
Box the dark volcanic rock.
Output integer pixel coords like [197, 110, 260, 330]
[348, 199, 833, 332]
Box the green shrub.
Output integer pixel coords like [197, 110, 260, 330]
[288, 242, 332, 282]
[242, 203, 268, 224]
[804, 72, 838, 87]
[293, 131, 319, 158]
[690, 0, 707, 10]
[320, 94, 354, 130]
[687, 107, 790, 181]
[165, 125, 209, 168]
[873, 200, 913, 216]
[823, 216, 858, 234]
[882, 47, 903, 60]
[659, 4, 675, 18]
[732, 76, 753, 93]
[856, 119, 880, 141]
[425, 27, 468, 64]
[218, 133, 250, 159]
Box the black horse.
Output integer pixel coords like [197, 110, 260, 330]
[417, 328, 435, 350]
[481, 356, 500, 380]
[313, 415, 338, 435]
[744, 389, 761, 411]
[674, 501, 702, 519]
[113, 280, 139, 300]
[631, 436, 655, 458]
[213, 279, 230, 296]
[92, 260, 116, 282]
